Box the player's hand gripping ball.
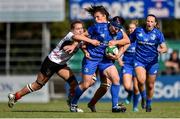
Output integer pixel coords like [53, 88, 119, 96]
[105, 46, 119, 56]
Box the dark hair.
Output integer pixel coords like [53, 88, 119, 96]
[146, 14, 160, 29]
[70, 20, 83, 29]
[85, 5, 110, 20]
[112, 16, 125, 26]
[169, 50, 179, 61]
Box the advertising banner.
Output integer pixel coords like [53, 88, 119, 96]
[69, 0, 175, 20]
[66, 75, 180, 102]
[0, 75, 49, 102]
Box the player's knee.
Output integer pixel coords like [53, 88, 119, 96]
[133, 87, 139, 94]
[148, 82, 155, 90]
[34, 80, 45, 90]
[124, 83, 132, 91]
[81, 82, 92, 90]
[137, 78, 145, 85]
[66, 75, 78, 86]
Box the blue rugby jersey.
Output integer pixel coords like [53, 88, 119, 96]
[123, 34, 136, 65]
[131, 27, 165, 64]
[87, 23, 123, 59]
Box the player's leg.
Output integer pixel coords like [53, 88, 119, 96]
[134, 61, 147, 112]
[123, 73, 133, 105]
[103, 65, 126, 112]
[132, 77, 140, 112]
[70, 58, 97, 112]
[145, 63, 158, 112]
[87, 73, 111, 112]
[8, 72, 49, 108]
[145, 75, 156, 112]
[139, 83, 146, 109]
[56, 66, 78, 106]
[8, 57, 54, 108]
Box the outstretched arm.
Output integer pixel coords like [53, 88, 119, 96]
[72, 34, 100, 46]
[158, 42, 168, 54]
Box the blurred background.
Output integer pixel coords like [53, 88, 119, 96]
[0, 0, 179, 103]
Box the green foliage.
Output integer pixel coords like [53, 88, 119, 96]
[50, 20, 70, 39]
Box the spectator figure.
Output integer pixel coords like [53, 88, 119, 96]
[162, 50, 180, 75]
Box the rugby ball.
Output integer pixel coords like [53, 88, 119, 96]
[105, 46, 119, 56]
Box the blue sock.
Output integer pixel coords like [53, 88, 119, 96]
[110, 84, 120, 108]
[133, 93, 140, 109]
[146, 98, 152, 107]
[71, 86, 84, 105]
[140, 90, 146, 100]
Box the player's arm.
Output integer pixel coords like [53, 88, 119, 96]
[72, 34, 100, 46]
[116, 44, 129, 65]
[118, 43, 130, 57]
[109, 31, 130, 46]
[158, 42, 168, 54]
[63, 41, 79, 54]
[81, 43, 91, 59]
[157, 32, 168, 54]
[117, 55, 124, 66]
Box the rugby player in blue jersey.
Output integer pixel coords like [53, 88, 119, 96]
[70, 6, 130, 112]
[118, 20, 146, 112]
[87, 16, 129, 112]
[130, 14, 167, 112]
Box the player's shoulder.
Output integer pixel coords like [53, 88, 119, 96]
[94, 22, 108, 28]
[136, 27, 144, 31]
[152, 28, 163, 37]
[66, 32, 74, 37]
[152, 28, 162, 33]
[61, 32, 74, 41]
[116, 31, 123, 37]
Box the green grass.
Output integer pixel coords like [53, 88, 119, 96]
[0, 100, 180, 118]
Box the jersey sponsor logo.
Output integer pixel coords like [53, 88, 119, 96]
[138, 41, 155, 46]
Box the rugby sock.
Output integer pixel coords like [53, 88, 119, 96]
[71, 86, 84, 105]
[89, 85, 108, 106]
[146, 98, 152, 107]
[66, 75, 78, 97]
[15, 92, 21, 100]
[111, 84, 120, 108]
[133, 93, 140, 109]
[140, 90, 146, 100]
[126, 90, 133, 102]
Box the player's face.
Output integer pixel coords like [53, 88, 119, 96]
[128, 23, 136, 34]
[73, 23, 84, 35]
[94, 12, 107, 23]
[146, 16, 157, 31]
[109, 25, 120, 34]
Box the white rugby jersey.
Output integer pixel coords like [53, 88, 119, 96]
[48, 32, 81, 65]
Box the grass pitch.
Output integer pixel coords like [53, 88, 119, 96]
[0, 99, 180, 118]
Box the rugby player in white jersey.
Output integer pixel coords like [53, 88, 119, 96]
[8, 20, 100, 111]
